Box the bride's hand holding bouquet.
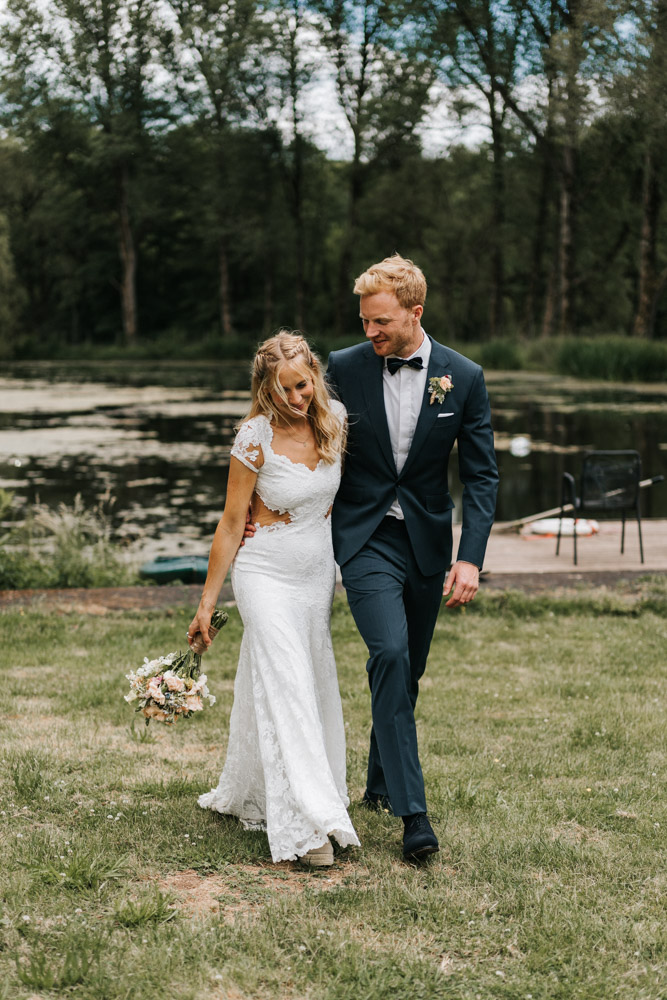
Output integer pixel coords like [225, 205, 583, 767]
[124, 608, 228, 725]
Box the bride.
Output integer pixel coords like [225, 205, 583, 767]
[188, 331, 359, 866]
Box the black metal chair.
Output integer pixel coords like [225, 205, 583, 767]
[556, 450, 644, 565]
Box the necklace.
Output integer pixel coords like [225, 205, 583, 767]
[289, 431, 310, 447]
[276, 420, 311, 447]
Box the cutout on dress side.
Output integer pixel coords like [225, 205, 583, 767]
[251, 492, 291, 528]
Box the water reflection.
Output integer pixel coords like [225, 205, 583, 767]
[1, 365, 665, 561]
[488, 373, 667, 521]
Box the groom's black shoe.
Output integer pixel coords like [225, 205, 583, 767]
[361, 789, 393, 814]
[402, 813, 439, 862]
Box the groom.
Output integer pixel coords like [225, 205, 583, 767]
[327, 254, 498, 862]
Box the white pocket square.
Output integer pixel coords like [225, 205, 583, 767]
[438, 412, 455, 418]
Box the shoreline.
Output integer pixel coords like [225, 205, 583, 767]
[2, 567, 665, 613]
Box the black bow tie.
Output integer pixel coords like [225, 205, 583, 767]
[386, 356, 423, 375]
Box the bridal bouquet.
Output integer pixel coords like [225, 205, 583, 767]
[124, 609, 228, 725]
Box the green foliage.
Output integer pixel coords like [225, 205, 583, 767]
[555, 336, 667, 382]
[0, 494, 140, 589]
[473, 339, 525, 371]
[16, 947, 90, 990]
[469, 578, 667, 618]
[127, 718, 157, 744]
[114, 888, 176, 927]
[0, 2, 665, 353]
[0, 210, 23, 354]
[29, 849, 129, 891]
[15, 927, 106, 991]
[7, 750, 47, 801]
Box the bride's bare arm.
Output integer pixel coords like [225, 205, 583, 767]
[188, 456, 258, 647]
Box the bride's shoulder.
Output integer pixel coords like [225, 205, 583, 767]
[231, 415, 271, 470]
[327, 398, 347, 424]
[236, 414, 271, 439]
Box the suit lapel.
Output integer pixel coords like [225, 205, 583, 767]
[361, 346, 396, 473]
[400, 338, 452, 479]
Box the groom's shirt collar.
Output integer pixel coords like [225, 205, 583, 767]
[384, 330, 430, 368]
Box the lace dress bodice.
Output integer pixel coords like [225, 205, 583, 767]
[230, 401, 345, 528]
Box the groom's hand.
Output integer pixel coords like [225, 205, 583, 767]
[240, 504, 256, 545]
[443, 561, 479, 608]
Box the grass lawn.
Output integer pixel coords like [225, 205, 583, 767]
[0, 581, 666, 999]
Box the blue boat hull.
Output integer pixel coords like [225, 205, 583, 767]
[140, 555, 209, 585]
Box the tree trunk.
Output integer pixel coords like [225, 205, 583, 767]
[287, 1, 306, 331]
[530, 73, 556, 339]
[530, 148, 554, 338]
[335, 141, 363, 337]
[488, 91, 506, 339]
[541, 251, 557, 338]
[556, 143, 575, 336]
[117, 163, 137, 346]
[218, 236, 233, 337]
[293, 133, 306, 331]
[633, 147, 661, 337]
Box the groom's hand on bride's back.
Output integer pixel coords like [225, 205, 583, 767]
[241, 505, 256, 545]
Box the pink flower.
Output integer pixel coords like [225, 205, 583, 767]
[164, 671, 185, 692]
[440, 375, 453, 392]
[185, 695, 203, 712]
[142, 704, 168, 722]
[146, 678, 166, 704]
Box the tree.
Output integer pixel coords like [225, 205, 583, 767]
[266, 0, 322, 329]
[0, 211, 23, 349]
[508, 0, 621, 336]
[164, 0, 271, 337]
[314, 0, 434, 333]
[621, 0, 667, 337]
[414, 0, 528, 338]
[1, 0, 166, 345]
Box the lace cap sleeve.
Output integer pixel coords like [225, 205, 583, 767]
[230, 417, 267, 471]
[328, 398, 347, 425]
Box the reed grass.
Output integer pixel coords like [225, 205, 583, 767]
[553, 335, 667, 382]
[10, 331, 667, 382]
[0, 493, 139, 590]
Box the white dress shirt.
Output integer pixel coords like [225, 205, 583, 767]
[383, 331, 430, 520]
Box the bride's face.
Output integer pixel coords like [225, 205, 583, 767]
[271, 362, 315, 420]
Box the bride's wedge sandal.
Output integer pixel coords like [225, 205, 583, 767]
[298, 838, 334, 868]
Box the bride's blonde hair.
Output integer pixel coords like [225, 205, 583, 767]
[244, 330, 344, 464]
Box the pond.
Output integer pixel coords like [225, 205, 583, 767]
[1, 361, 666, 562]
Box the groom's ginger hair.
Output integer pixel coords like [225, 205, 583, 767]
[353, 254, 427, 309]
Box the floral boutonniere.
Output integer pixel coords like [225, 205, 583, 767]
[428, 374, 453, 405]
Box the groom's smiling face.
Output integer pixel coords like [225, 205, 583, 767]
[360, 291, 424, 359]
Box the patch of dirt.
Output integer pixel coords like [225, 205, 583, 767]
[550, 819, 605, 845]
[155, 863, 360, 922]
[3, 701, 54, 718]
[0, 583, 224, 612]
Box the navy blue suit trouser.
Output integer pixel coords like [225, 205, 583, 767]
[340, 517, 447, 816]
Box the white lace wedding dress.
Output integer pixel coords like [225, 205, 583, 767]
[198, 400, 360, 862]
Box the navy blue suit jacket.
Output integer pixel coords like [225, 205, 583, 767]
[327, 337, 499, 576]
